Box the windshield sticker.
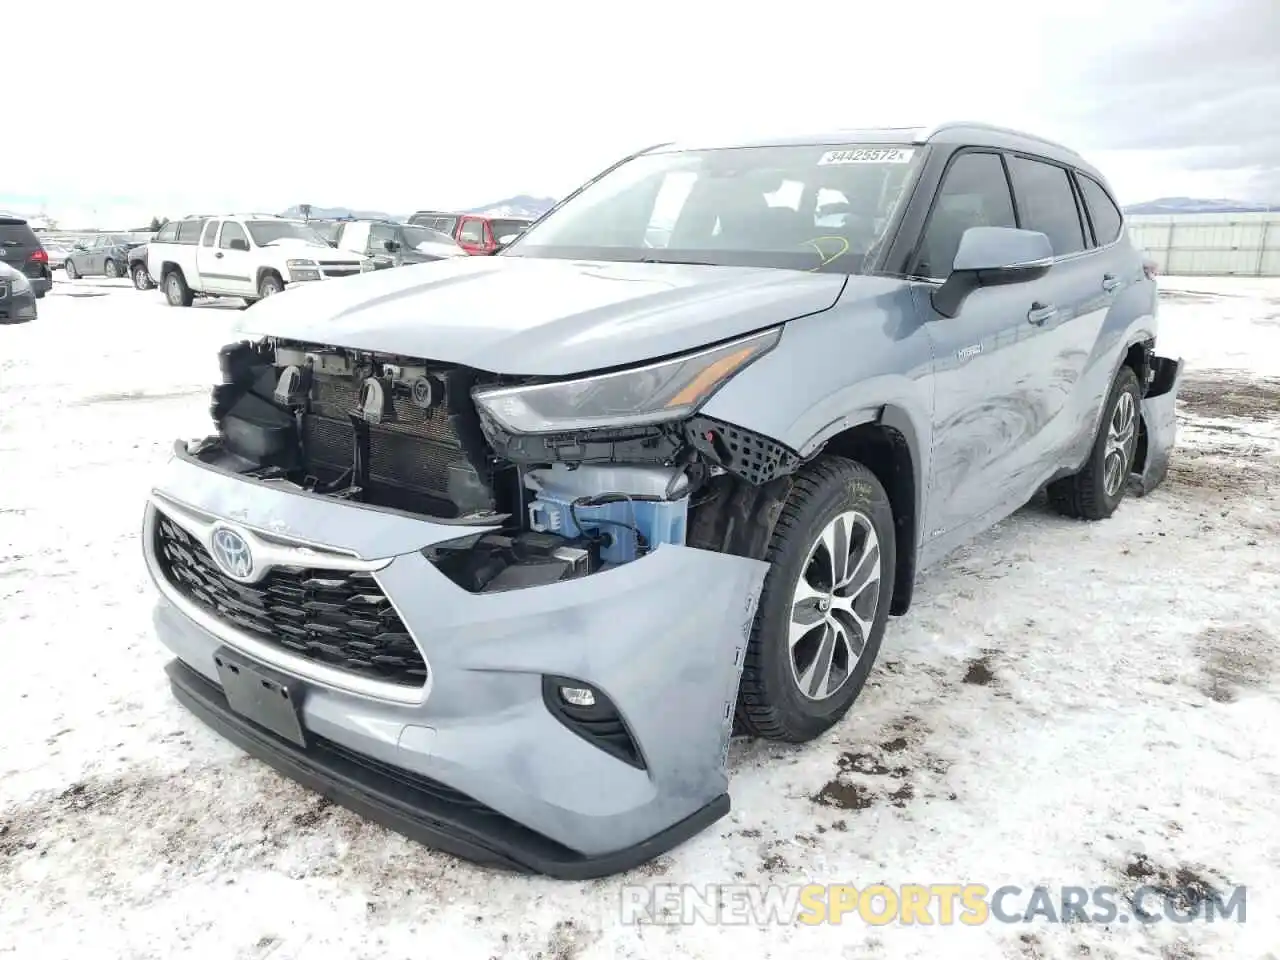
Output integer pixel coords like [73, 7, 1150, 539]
[819, 148, 915, 165]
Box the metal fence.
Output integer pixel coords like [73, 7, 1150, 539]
[1127, 211, 1280, 277]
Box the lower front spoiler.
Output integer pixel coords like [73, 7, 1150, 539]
[166, 658, 729, 880]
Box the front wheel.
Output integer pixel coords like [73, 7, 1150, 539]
[104, 259, 121, 279]
[132, 264, 154, 290]
[258, 273, 284, 298]
[737, 456, 897, 743]
[1047, 366, 1142, 520]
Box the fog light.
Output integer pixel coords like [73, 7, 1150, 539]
[559, 686, 596, 707]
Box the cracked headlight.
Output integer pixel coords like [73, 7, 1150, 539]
[472, 328, 780, 434]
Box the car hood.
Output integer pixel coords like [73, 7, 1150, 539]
[234, 255, 847, 375]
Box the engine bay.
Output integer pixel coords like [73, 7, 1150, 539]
[191, 336, 800, 593]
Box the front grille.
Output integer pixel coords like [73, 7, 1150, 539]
[154, 512, 428, 688]
[319, 262, 361, 278]
[0, 282, 8, 298]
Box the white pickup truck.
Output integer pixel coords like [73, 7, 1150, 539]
[147, 214, 370, 306]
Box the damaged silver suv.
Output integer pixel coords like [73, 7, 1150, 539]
[142, 122, 1183, 878]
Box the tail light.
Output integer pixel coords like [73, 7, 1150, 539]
[30, 248, 48, 264]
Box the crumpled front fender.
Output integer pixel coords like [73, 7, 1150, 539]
[1129, 353, 1183, 497]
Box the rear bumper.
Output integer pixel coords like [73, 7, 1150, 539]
[1129, 353, 1183, 496]
[30, 276, 51, 295]
[166, 657, 729, 879]
[145, 442, 768, 875]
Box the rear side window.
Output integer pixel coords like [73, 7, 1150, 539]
[1006, 156, 1086, 256]
[1076, 175, 1123, 246]
[155, 223, 179, 242]
[176, 219, 205, 244]
[914, 151, 1016, 279]
[200, 221, 218, 247]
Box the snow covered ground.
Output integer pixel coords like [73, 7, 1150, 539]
[2, 275, 1278, 960]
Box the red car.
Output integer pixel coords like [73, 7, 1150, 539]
[407, 211, 533, 255]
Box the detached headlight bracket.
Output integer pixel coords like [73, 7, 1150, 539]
[685, 415, 801, 486]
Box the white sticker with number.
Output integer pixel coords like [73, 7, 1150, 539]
[818, 147, 915, 165]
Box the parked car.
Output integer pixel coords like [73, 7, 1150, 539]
[129, 242, 156, 290]
[64, 234, 143, 280]
[0, 217, 52, 298]
[147, 214, 370, 306]
[42, 241, 70, 269]
[332, 219, 467, 268]
[407, 210, 533, 255]
[141, 122, 1182, 879]
[0, 261, 38, 323]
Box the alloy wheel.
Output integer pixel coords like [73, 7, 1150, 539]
[1103, 390, 1137, 496]
[789, 510, 882, 701]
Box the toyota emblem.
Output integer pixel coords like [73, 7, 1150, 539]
[210, 526, 254, 580]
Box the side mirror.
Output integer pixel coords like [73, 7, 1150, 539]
[931, 227, 1053, 318]
[230, 238, 250, 252]
[384, 239, 401, 252]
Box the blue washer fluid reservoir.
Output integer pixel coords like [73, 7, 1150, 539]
[525, 465, 691, 565]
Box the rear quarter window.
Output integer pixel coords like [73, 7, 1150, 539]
[176, 219, 206, 244]
[1076, 175, 1124, 246]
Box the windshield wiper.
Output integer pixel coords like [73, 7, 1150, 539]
[635, 256, 719, 266]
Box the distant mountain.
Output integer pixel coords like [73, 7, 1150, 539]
[1123, 197, 1275, 215]
[464, 195, 558, 219]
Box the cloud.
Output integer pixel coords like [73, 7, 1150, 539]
[1059, 0, 1280, 199]
[10, 0, 1276, 218]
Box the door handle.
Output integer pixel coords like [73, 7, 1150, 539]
[1027, 302, 1057, 326]
[215, 251, 224, 259]
[1102, 274, 1121, 293]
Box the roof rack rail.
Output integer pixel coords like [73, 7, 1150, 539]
[923, 120, 1082, 157]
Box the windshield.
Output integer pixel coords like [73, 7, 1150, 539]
[401, 225, 457, 248]
[245, 220, 329, 247]
[503, 143, 921, 273]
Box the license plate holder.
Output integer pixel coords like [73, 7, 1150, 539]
[215, 648, 307, 748]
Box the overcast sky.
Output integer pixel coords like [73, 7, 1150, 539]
[7, 0, 1276, 223]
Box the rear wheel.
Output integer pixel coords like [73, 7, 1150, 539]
[164, 269, 194, 307]
[1047, 366, 1142, 520]
[64, 259, 79, 280]
[737, 456, 896, 743]
[104, 259, 121, 279]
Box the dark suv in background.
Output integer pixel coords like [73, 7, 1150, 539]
[0, 218, 52, 298]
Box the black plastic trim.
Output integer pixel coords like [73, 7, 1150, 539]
[166, 658, 726, 879]
[541, 675, 647, 770]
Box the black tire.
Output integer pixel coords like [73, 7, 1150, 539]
[163, 269, 194, 307]
[258, 272, 284, 299]
[132, 263, 154, 290]
[737, 456, 897, 743]
[64, 259, 79, 280]
[1047, 366, 1142, 520]
[104, 259, 121, 279]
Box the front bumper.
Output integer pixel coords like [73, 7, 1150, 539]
[144, 443, 768, 877]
